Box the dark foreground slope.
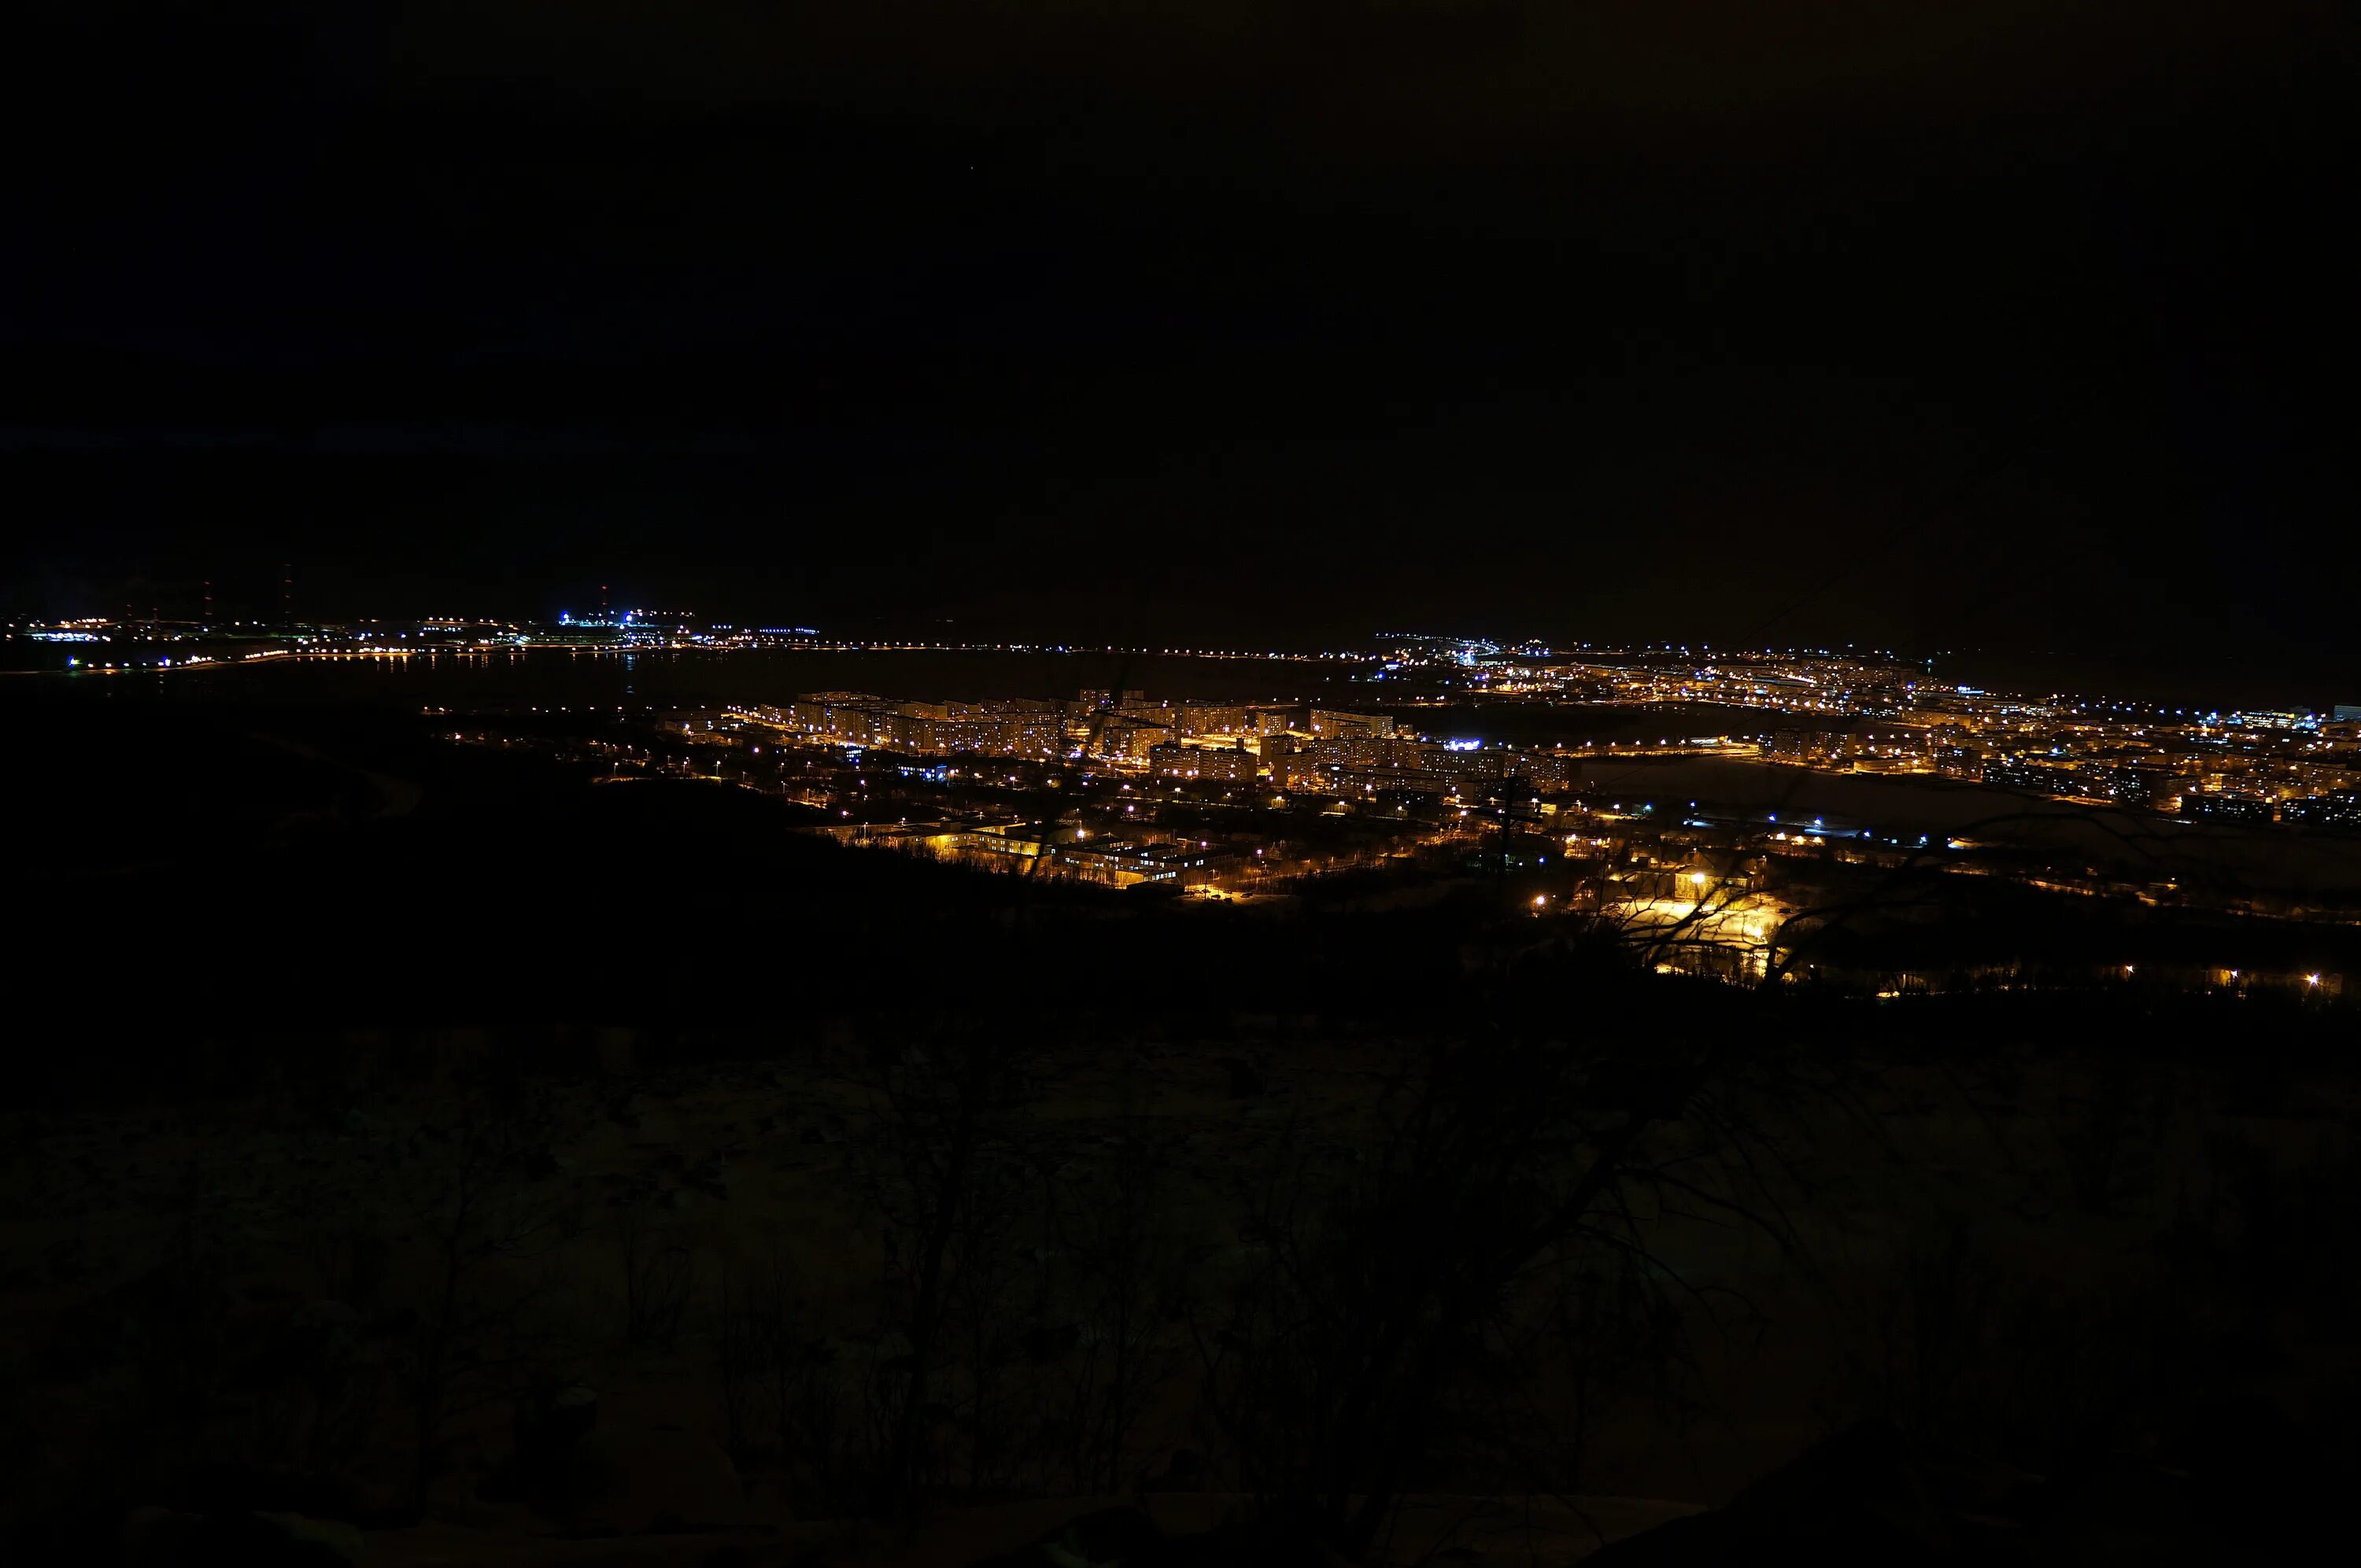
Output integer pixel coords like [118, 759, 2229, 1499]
[6, 684, 2358, 1566]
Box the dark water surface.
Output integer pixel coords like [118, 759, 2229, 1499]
[17, 647, 1354, 713]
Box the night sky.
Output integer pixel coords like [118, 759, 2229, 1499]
[6, 3, 2353, 685]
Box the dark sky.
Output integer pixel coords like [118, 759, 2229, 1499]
[6, 3, 2354, 685]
